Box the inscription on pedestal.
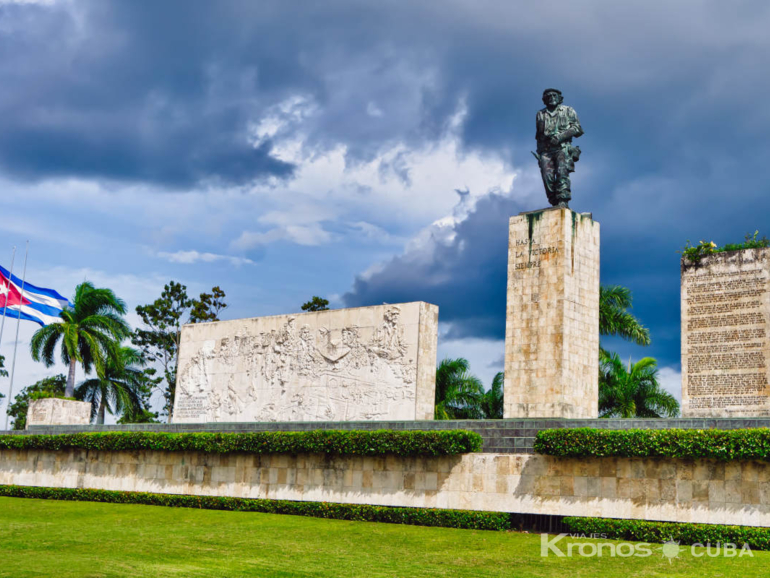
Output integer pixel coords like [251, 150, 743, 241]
[681, 249, 770, 417]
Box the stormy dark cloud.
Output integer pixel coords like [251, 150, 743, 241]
[5, 0, 770, 192]
[2, 0, 770, 377]
[344, 190, 517, 338]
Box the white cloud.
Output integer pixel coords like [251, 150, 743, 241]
[241, 97, 519, 235]
[232, 224, 333, 250]
[366, 101, 383, 117]
[156, 250, 255, 267]
[658, 365, 682, 405]
[348, 221, 406, 245]
[437, 334, 505, 391]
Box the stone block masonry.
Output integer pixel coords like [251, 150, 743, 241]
[682, 249, 770, 417]
[504, 207, 600, 418]
[26, 398, 91, 428]
[3, 448, 770, 527]
[173, 302, 438, 423]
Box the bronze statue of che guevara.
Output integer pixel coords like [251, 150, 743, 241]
[533, 88, 584, 208]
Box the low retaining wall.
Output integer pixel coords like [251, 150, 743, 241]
[2, 448, 769, 527]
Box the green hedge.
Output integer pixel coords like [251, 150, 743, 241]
[0, 485, 510, 531]
[564, 517, 770, 550]
[534, 428, 770, 461]
[0, 430, 482, 457]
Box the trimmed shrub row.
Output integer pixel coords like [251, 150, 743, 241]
[4, 485, 770, 548]
[0, 485, 510, 531]
[534, 428, 770, 461]
[564, 516, 770, 551]
[0, 430, 482, 457]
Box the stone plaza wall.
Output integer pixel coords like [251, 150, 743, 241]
[173, 302, 438, 423]
[681, 249, 770, 417]
[26, 398, 91, 428]
[504, 207, 600, 419]
[3, 447, 769, 527]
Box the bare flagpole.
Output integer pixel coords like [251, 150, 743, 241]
[0, 246, 16, 425]
[0, 246, 17, 343]
[4, 241, 28, 431]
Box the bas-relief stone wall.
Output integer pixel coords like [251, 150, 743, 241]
[26, 399, 91, 428]
[3, 449, 770, 527]
[173, 302, 438, 423]
[504, 208, 600, 419]
[681, 249, 770, 417]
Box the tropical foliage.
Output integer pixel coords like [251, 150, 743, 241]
[681, 230, 770, 263]
[480, 372, 504, 419]
[0, 430, 482, 456]
[434, 358, 485, 419]
[0, 486, 510, 532]
[30, 282, 130, 398]
[599, 285, 650, 346]
[0, 354, 5, 405]
[75, 346, 146, 424]
[534, 427, 770, 461]
[598, 350, 679, 418]
[131, 281, 227, 419]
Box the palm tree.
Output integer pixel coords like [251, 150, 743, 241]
[30, 282, 130, 397]
[76, 346, 146, 424]
[434, 358, 485, 420]
[481, 372, 504, 419]
[598, 350, 679, 418]
[600, 285, 651, 346]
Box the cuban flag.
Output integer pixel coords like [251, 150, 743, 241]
[0, 265, 70, 326]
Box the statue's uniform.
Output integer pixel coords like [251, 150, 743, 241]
[535, 105, 584, 206]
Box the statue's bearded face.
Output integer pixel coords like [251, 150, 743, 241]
[543, 91, 562, 109]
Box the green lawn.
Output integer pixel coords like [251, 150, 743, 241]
[0, 497, 767, 578]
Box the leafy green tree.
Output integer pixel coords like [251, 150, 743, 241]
[116, 407, 159, 424]
[481, 372, 504, 419]
[190, 286, 227, 322]
[598, 350, 679, 418]
[301, 296, 330, 312]
[599, 285, 651, 346]
[75, 346, 146, 424]
[0, 354, 6, 406]
[434, 358, 485, 420]
[30, 282, 130, 398]
[6, 374, 66, 430]
[132, 281, 227, 420]
[116, 367, 159, 424]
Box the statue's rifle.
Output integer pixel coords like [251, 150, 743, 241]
[531, 151, 541, 163]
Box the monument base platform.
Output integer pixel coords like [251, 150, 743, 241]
[5, 417, 770, 528]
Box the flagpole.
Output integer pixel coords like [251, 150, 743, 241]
[0, 245, 16, 363]
[0, 246, 16, 428]
[4, 241, 28, 431]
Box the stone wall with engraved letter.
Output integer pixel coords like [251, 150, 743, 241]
[504, 207, 600, 419]
[173, 302, 438, 423]
[26, 398, 91, 428]
[682, 249, 770, 417]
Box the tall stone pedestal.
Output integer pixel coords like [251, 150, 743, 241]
[503, 207, 600, 418]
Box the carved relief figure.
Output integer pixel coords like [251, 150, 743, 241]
[176, 306, 419, 422]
